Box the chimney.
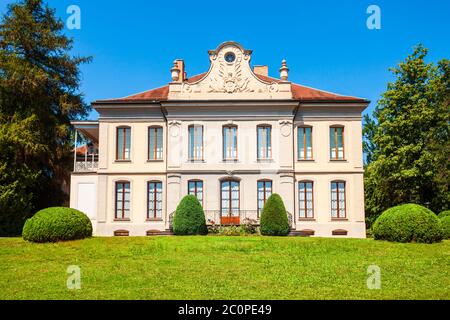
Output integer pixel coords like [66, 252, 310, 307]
[253, 65, 268, 77]
[176, 59, 186, 82]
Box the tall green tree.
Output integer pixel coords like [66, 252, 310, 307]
[364, 45, 449, 218]
[0, 0, 91, 235]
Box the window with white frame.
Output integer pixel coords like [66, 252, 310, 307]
[115, 181, 130, 220]
[331, 181, 346, 218]
[147, 181, 162, 219]
[223, 125, 238, 160]
[257, 125, 271, 159]
[298, 181, 314, 218]
[188, 125, 203, 160]
[148, 126, 163, 160]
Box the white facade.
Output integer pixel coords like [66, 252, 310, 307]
[70, 41, 368, 238]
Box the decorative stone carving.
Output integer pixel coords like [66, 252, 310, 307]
[279, 120, 292, 137]
[169, 120, 181, 137]
[168, 41, 292, 100]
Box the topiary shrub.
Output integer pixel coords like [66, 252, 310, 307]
[372, 204, 443, 243]
[440, 216, 450, 239]
[438, 210, 450, 219]
[260, 193, 290, 236]
[22, 207, 92, 243]
[173, 195, 207, 235]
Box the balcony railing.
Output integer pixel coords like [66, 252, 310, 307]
[74, 159, 98, 172]
[168, 210, 293, 229]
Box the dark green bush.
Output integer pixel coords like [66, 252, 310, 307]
[438, 210, 450, 219]
[22, 207, 92, 243]
[372, 204, 443, 243]
[440, 216, 450, 239]
[173, 195, 207, 235]
[260, 193, 290, 236]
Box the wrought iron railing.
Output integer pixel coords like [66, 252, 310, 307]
[168, 210, 293, 229]
[74, 160, 98, 172]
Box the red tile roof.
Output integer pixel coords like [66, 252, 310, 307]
[94, 72, 367, 104]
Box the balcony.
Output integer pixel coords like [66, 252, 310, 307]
[72, 121, 99, 173]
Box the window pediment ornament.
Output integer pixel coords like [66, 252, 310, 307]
[279, 120, 292, 137]
[168, 120, 181, 126]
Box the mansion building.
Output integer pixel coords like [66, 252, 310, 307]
[70, 41, 369, 238]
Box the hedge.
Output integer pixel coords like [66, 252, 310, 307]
[440, 216, 450, 239]
[372, 203, 442, 243]
[438, 210, 450, 219]
[22, 207, 92, 243]
[173, 195, 207, 235]
[260, 193, 290, 236]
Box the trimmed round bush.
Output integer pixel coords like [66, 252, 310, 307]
[440, 216, 450, 239]
[260, 193, 290, 236]
[438, 210, 450, 219]
[22, 207, 92, 243]
[372, 204, 443, 243]
[173, 195, 207, 235]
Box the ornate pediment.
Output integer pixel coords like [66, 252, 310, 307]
[168, 41, 292, 100]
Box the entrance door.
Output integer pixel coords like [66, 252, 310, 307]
[220, 180, 240, 224]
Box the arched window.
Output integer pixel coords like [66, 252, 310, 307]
[331, 181, 346, 218]
[115, 181, 130, 220]
[147, 181, 162, 219]
[188, 125, 203, 160]
[223, 125, 238, 160]
[257, 179, 272, 217]
[116, 126, 131, 160]
[298, 181, 314, 218]
[298, 126, 313, 160]
[257, 125, 272, 159]
[148, 126, 163, 160]
[188, 180, 203, 206]
[330, 126, 344, 160]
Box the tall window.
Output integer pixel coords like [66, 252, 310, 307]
[330, 126, 344, 160]
[116, 127, 131, 160]
[257, 180, 272, 217]
[148, 127, 163, 160]
[299, 181, 314, 218]
[188, 125, 203, 160]
[223, 125, 238, 160]
[331, 181, 346, 218]
[221, 180, 240, 216]
[147, 181, 162, 219]
[115, 181, 130, 220]
[257, 125, 272, 159]
[188, 180, 203, 205]
[298, 126, 313, 160]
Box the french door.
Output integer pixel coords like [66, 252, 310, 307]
[220, 180, 240, 224]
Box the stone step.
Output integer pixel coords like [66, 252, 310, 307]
[288, 230, 315, 237]
[146, 229, 174, 236]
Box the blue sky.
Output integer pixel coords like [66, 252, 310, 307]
[1, 0, 449, 119]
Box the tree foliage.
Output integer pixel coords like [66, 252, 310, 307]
[260, 193, 290, 236]
[363, 45, 449, 217]
[372, 203, 443, 243]
[22, 206, 92, 242]
[0, 0, 91, 235]
[173, 195, 207, 235]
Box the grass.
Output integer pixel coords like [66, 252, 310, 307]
[0, 236, 449, 300]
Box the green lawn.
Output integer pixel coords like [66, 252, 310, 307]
[0, 236, 449, 300]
